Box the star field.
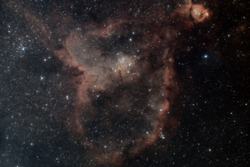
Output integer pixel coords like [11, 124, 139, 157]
[0, 0, 249, 167]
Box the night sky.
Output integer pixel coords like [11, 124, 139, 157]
[0, 0, 249, 167]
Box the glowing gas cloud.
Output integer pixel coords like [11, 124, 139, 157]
[4, 0, 210, 165]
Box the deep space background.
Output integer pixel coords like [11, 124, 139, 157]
[0, 0, 250, 166]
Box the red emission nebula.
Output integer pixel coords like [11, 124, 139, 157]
[4, 0, 211, 166]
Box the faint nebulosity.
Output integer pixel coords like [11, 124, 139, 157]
[0, 0, 249, 167]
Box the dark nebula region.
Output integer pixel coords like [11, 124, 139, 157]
[1, 0, 250, 166]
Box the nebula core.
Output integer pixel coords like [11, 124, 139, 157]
[3, 0, 210, 166]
